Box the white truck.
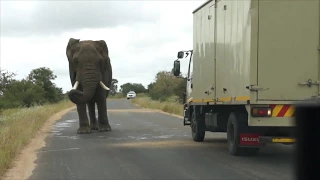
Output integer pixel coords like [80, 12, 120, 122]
[172, 0, 319, 156]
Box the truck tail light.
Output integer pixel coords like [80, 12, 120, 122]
[251, 107, 272, 117]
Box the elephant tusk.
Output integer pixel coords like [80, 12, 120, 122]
[100, 81, 110, 90]
[72, 81, 79, 90]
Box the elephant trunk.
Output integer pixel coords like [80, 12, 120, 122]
[68, 66, 99, 104]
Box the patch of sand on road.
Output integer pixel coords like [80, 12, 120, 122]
[82, 109, 168, 113]
[109, 139, 226, 148]
[108, 109, 163, 113]
[3, 106, 76, 180]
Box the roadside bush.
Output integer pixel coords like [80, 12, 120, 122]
[0, 67, 65, 110]
[147, 71, 186, 103]
[0, 80, 47, 108]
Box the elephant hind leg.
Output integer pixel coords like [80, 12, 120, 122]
[87, 102, 98, 130]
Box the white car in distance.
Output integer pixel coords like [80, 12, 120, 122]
[126, 91, 136, 99]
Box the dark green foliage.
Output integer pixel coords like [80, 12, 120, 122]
[110, 79, 118, 96]
[0, 70, 17, 93]
[173, 78, 187, 103]
[147, 71, 186, 103]
[120, 70, 187, 103]
[0, 67, 65, 109]
[27, 67, 63, 103]
[0, 79, 46, 108]
[120, 83, 147, 95]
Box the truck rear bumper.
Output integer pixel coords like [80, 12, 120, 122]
[248, 115, 296, 127]
[259, 136, 296, 144]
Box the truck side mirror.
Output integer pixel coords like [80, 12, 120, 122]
[173, 60, 181, 77]
[177, 51, 184, 59]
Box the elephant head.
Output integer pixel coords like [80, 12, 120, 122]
[66, 38, 112, 104]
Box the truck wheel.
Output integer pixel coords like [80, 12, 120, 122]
[191, 110, 205, 142]
[227, 112, 259, 156]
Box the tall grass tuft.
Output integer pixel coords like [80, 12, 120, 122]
[131, 97, 183, 116]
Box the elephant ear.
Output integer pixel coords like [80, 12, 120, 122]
[95, 40, 111, 73]
[66, 38, 80, 61]
[95, 40, 109, 61]
[66, 38, 80, 84]
[95, 40, 112, 96]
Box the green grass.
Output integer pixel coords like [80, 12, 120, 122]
[0, 100, 74, 177]
[131, 96, 183, 116]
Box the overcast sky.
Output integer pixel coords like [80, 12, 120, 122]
[0, 0, 206, 93]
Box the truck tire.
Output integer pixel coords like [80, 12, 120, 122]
[227, 112, 259, 156]
[191, 110, 205, 142]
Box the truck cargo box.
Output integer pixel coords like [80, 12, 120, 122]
[190, 0, 320, 104]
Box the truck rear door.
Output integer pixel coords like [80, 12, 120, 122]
[257, 0, 320, 101]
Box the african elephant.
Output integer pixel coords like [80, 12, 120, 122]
[66, 38, 113, 134]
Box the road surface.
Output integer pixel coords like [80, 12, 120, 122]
[29, 99, 295, 180]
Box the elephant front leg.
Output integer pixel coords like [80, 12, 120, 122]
[76, 104, 92, 134]
[87, 102, 98, 130]
[97, 99, 111, 132]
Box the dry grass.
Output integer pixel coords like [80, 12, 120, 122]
[108, 92, 148, 99]
[108, 93, 125, 99]
[131, 97, 183, 116]
[0, 100, 74, 177]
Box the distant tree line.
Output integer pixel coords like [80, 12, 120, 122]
[117, 69, 186, 103]
[0, 65, 186, 110]
[119, 83, 148, 95]
[0, 67, 65, 109]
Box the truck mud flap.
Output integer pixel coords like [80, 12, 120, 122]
[259, 136, 296, 144]
[183, 119, 191, 126]
[183, 106, 191, 126]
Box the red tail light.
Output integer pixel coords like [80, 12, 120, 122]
[251, 107, 272, 117]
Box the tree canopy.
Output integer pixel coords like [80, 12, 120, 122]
[148, 71, 186, 102]
[120, 83, 147, 95]
[118, 70, 187, 103]
[27, 67, 63, 103]
[0, 67, 65, 109]
[110, 79, 119, 96]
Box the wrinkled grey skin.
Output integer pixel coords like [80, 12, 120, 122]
[66, 38, 112, 134]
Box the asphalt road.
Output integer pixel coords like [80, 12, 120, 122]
[29, 99, 295, 180]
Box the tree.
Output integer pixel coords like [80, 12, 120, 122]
[27, 67, 63, 103]
[147, 82, 156, 92]
[120, 83, 147, 95]
[173, 78, 187, 103]
[149, 71, 176, 101]
[110, 79, 118, 96]
[0, 66, 67, 110]
[0, 79, 46, 108]
[148, 70, 187, 102]
[27, 67, 57, 84]
[0, 69, 17, 93]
